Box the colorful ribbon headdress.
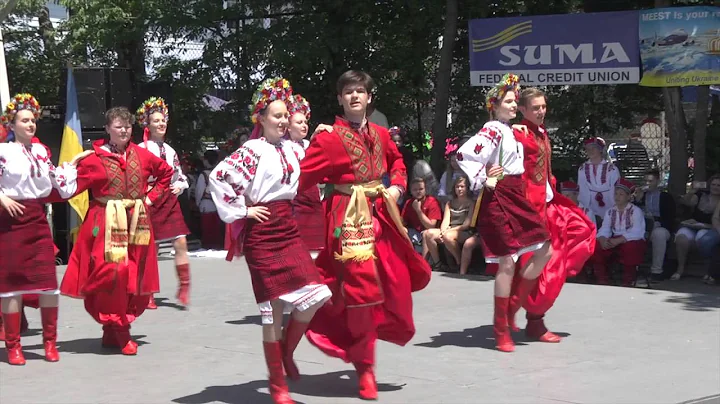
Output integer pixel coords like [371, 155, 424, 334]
[485, 73, 521, 112]
[1, 93, 42, 128]
[249, 77, 293, 124]
[289, 94, 311, 119]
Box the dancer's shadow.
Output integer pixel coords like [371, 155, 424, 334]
[173, 371, 404, 404]
[154, 297, 186, 311]
[415, 325, 530, 350]
[21, 327, 42, 337]
[22, 334, 149, 356]
[0, 349, 45, 362]
[225, 315, 263, 326]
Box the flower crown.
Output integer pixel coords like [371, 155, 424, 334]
[485, 73, 521, 112]
[1, 93, 42, 127]
[136, 97, 169, 127]
[289, 94, 311, 119]
[250, 77, 293, 124]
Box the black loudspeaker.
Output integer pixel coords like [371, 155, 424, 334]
[72, 68, 107, 129]
[109, 69, 134, 110]
[62, 68, 135, 130]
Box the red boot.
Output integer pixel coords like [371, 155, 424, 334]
[263, 341, 295, 404]
[355, 363, 378, 401]
[101, 325, 119, 348]
[282, 318, 308, 381]
[526, 313, 561, 343]
[20, 310, 29, 334]
[493, 296, 514, 353]
[507, 277, 538, 333]
[176, 264, 191, 307]
[115, 326, 138, 355]
[2, 312, 26, 365]
[147, 295, 157, 310]
[41, 307, 60, 362]
[0, 316, 5, 341]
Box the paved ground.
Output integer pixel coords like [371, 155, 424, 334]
[1, 257, 719, 404]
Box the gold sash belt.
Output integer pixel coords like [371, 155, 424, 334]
[332, 180, 410, 263]
[95, 197, 151, 263]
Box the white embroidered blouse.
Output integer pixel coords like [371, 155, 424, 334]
[578, 159, 619, 218]
[456, 121, 525, 193]
[208, 138, 305, 223]
[597, 203, 645, 241]
[139, 140, 188, 191]
[0, 142, 78, 200]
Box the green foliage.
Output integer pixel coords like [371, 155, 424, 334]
[0, 0, 711, 176]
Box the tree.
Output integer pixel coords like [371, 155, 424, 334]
[431, 0, 458, 176]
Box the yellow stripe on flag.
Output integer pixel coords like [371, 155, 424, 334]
[59, 68, 88, 232]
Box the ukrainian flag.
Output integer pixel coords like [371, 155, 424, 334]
[58, 68, 88, 241]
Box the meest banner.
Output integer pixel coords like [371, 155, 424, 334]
[639, 6, 720, 87]
[469, 11, 641, 86]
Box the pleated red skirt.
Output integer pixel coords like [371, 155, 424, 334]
[148, 192, 189, 241]
[243, 200, 321, 303]
[293, 186, 325, 251]
[0, 200, 57, 293]
[476, 175, 549, 261]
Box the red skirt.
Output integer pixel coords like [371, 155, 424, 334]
[201, 212, 225, 250]
[293, 186, 325, 251]
[148, 192, 189, 241]
[476, 175, 549, 261]
[0, 200, 57, 294]
[243, 200, 321, 303]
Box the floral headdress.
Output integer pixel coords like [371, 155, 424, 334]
[136, 96, 169, 127]
[249, 77, 293, 124]
[1, 93, 42, 128]
[136, 96, 169, 148]
[289, 94, 311, 119]
[485, 73, 521, 112]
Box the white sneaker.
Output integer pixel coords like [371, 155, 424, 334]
[670, 272, 682, 281]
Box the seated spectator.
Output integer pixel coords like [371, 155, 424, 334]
[705, 202, 720, 284]
[672, 175, 720, 280]
[437, 146, 464, 205]
[589, 178, 646, 286]
[633, 169, 675, 281]
[560, 180, 596, 228]
[402, 177, 442, 253]
[411, 159, 439, 197]
[422, 176, 478, 274]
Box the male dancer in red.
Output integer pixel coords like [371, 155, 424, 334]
[298, 70, 431, 400]
[501, 88, 596, 342]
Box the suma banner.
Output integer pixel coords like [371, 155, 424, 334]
[469, 12, 640, 86]
[639, 6, 720, 87]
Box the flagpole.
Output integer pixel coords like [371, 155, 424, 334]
[0, 27, 10, 108]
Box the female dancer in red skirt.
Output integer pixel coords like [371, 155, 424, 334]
[137, 97, 192, 308]
[456, 74, 552, 353]
[209, 78, 331, 404]
[287, 94, 325, 256]
[0, 93, 89, 365]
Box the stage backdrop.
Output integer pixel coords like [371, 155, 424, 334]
[468, 11, 640, 86]
[639, 6, 720, 87]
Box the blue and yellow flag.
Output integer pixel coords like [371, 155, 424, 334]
[58, 68, 88, 240]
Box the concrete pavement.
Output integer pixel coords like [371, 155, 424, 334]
[1, 257, 719, 404]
